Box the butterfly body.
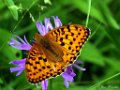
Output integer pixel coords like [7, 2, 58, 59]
[35, 33, 64, 63]
[25, 24, 90, 83]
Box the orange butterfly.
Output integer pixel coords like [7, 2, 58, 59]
[25, 24, 90, 83]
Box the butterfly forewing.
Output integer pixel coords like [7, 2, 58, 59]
[45, 24, 90, 63]
[26, 44, 55, 83]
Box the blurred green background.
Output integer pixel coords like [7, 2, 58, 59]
[0, 0, 120, 90]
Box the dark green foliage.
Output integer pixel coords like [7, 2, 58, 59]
[0, 0, 120, 90]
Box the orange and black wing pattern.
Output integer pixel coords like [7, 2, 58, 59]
[25, 24, 90, 84]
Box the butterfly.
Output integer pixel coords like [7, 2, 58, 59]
[25, 24, 90, 83]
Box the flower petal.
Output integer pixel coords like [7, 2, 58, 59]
[15, 35, 27, 44]
[62, 66, 76, 88]
[41, 80, 48, 90]
[62, 72, 74, 82]
[64, 79, 69, 88]
[36, 16, 62, 36]
[52, 16, 62, 27]
[36, 21, 46, 36]
[9, 59, 26, 65]
[8, 35, 31, 50]
[74, 60, 83, 64]
[72, 64, 86, 71]
[24, 35, 31, 45]
[9, 58, 26, 76]
[45, 18, 53, 32]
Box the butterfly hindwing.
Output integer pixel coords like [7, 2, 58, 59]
[26, 44, 55, 83]
[26, 44, 68, 83]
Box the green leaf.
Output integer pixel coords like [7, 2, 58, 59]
[69, 0, 106, 24]
[4, 0, 18, 20]
[97, 0, 119, 29]
[0, 78, 3, 84]
[69, 83, 89, 90]
[87, 72, 120, 90]
[0, 29, 22, 62]
[50, 76, 66, 90]
[20, 0, 36, 9]
[80, 42, 105, 66]
[105, 58, 120, 71]
[44, 0, 52, 5]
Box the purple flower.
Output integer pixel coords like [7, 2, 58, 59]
[41, 80, 48, 90]
[62, 60, 86, 88]
[9, 16, 86, 90]
[8, 35, 31, 50]
[9, 58, 26, 76]
[62, 66, 76, 88]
